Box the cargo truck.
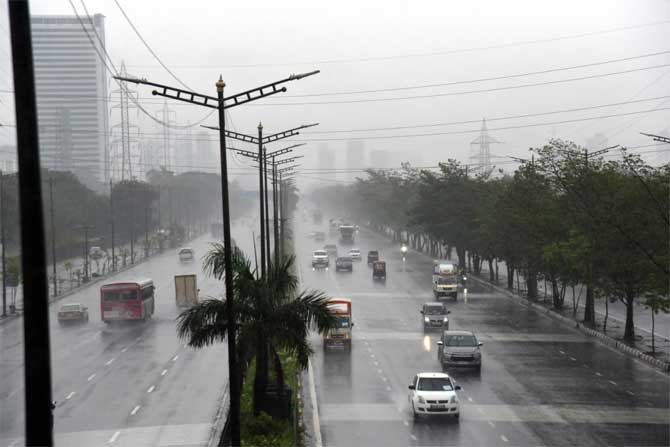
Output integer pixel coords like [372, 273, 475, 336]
[175, 274, 199, 307]
[323, 298, 353, 350]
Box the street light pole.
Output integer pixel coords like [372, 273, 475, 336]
[49, 177, 57, 296]
[257, 123, 266, 278]
[272, 157, 279, 266]
[110, 180, 116, 272]
[264, 149, 271, 266]
[1, 170, 5, 317]
[215, 77, 241, 447]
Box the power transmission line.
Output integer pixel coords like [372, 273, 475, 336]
[281, 51, 670, 98]
[255, 64, 670, 106]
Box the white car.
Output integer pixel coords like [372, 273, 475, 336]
[312, 250, 329, 269]
[179, 247, 195, 262]
[349, 248, 361, 260]
[408, 372, 461, 420]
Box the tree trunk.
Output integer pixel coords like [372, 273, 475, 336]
[651, 308, 655, 354]
[456, 246, 466, 270]
[495, 260, 499, 283]
[603, 295, 609, 334]
[473, 253, 481, 275]
[488, 258, 494, 282]
[253, 341, 269, 416]
[507, 264, 514, 290]
[583, 284, 595, 324]
[272, 347, 285, 393]
[624, 294, 635, 342]
[526, 271, 538, 300]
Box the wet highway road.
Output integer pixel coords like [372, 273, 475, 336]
[0, 222, 257, 446]
[296, 216, 670, 447]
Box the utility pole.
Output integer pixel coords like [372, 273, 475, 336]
[49, 177, 57, 296]
[78, 225, 95, 283]
[272, 157, 279, 265]
[110, 180, 116, 272]
[264, 149, 271, 265]
[144, 205, 149, 258]
[1, 170, 5, 317]
[116, 70, 319, 447]
[9, 1, 54, 442]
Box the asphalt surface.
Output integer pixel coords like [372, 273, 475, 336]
[0, 221, 257, 447]
[296, 214, 670, 447]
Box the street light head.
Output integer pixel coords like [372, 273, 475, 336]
[216, 75, 226, 92]
[289, 70, 320, 81]
[258, 122, 263, 130]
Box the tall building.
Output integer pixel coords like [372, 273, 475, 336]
[31, 14, 109, 188]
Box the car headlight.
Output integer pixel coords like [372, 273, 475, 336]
[450, 395, 457, 404]
[417, 396, 425, 404]
[424, 317, 430, 323]
[443, 317, 449, 323]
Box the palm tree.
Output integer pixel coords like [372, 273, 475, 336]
[177, 243, 335, 416]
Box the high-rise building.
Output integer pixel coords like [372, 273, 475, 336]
[31, 14, 109, 189]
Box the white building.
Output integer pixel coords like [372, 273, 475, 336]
[31, 14, 109, 189]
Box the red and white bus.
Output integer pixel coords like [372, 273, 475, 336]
[100, 279, 155, 322]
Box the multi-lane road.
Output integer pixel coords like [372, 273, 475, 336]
[0, 222, 259, 447]
[297, 214, 670, 447]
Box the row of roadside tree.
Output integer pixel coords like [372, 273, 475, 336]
[312, 139, 669, 345]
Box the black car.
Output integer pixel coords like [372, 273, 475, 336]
[335, 256, 353, 272]
[367, 250, 379, 264]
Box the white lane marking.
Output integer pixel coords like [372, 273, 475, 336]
[87, 373, 96, 382]
[569, 357, 577, 361]
[109, 431, 121, 443]
[147, 385, 155, 393]
[403, 420, 409, 426]
[172, 355, 179, 362]
[501, 435, 509, 443]
[410, 434, 417, 441]
[397, 407, 402, 413]
[377, 369, 382, 374]
[609, 380, 618, 386]
[559, 350, 566, 355]
[381, 376, 388, 382]
[477, 407, 485, 414]
[135, 336, 141, 342]
[307, 359, 323, 447]
[467, 397, 473, 402]
[161, 369, 168, 376]
[595, 372, 602, 377]
[8, 438, 20, 447]
[373, 361, 378, 366]
[106, 358, 115, 366]
[386, 386, 392, 391]
[488, 421, 495, 428]
[130, 405, 141, 415]
[121, 347, 128, 353]
[183, 343, 187, 348]
[65, 391, 75, 400]
[627, 390, 635, 396]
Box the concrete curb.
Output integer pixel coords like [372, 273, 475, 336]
[468, 274, 670, 373]
[208, 382, 230, 447]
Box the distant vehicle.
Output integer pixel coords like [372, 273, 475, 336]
[314, 231, 326, 242]
[339, 224, 355, 245]
[175, 274, 199, 307]
[324, 244, 338, 257]
[349, 248, 361, 260]
[89, 246, 105, 258]
[408, 372, 462, 420]
[313, 210, 323, 225]
[437, 330, 483, 372]
[179, 247, 195, 262]
[372, 260, 386, 281]
[421, 303, 450, 331]
[432, 260, 459, 300]
[324, 298, 353, 350]
[312, 250, 330, 269]
[335, 256, 353, 272]
[100, 279, 155, 323]
[57, 303, 89, 324]
[367, 250, 379, 264]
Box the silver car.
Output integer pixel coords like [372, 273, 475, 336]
[437, 330, 483, 372]
[421, 302, 450, 331]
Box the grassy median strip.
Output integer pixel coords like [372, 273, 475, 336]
[241, 351, 300, 447]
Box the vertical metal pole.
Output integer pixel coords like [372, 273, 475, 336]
[216, 77, 240, 447]
[8, 0, 54, 442]
[144, 206, 149, 258]
[264, 149, 270, 266]
[110, 180, 116, 272]
[84, 228, 89, 282]
[278, 172, 284, 259]
[1, 171, 5, 317]
[272, 158, 279, 265]
[257, 123, 265, 278]
[49, 177, 57, 296]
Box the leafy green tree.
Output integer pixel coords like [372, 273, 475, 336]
[177, 245, 335, 416]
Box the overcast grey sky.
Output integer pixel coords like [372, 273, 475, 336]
[1, 0, 669, 189]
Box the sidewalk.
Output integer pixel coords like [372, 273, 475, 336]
[476, 264, 670, 368]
